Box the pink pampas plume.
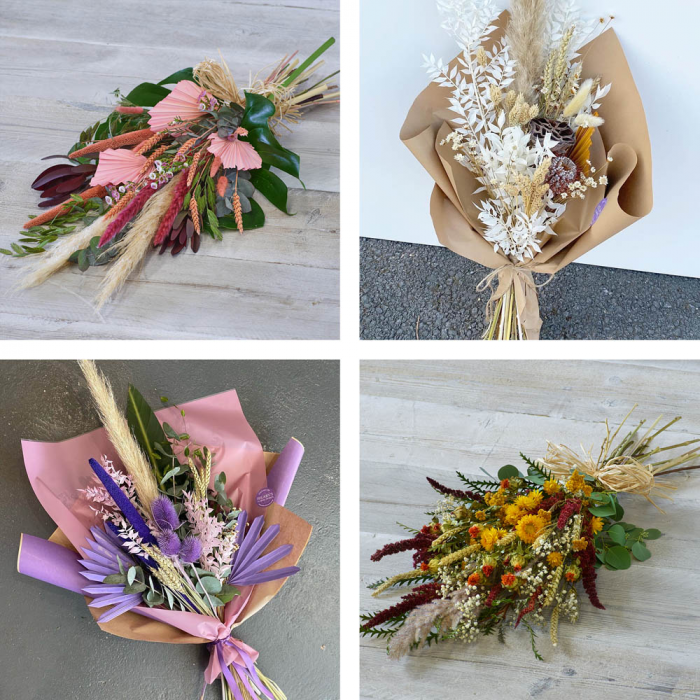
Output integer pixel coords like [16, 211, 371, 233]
[115, 105, 144, 115]
[148, 80, 207, 132]
[206, 128, 262, 170]
[98, 186, 156, 247]
[90, 149, 150, 187]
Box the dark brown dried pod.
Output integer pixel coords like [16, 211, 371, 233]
[530, 118, 576, 156]
[547, 156, 580, 197]
[191, 233, 201, 253]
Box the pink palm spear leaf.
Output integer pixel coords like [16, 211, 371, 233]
[227, 510, 299, 587]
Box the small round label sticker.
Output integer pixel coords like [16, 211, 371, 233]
[256, 487, 274, 507]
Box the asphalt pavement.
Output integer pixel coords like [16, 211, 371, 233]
[360, 238, 700, 340]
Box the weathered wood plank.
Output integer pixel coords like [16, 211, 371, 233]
[0, 0, 339, 338]
[360, 361, 700, 700]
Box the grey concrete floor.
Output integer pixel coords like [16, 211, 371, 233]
[0, 361, 339, 700]
[360, 238, 700, 340]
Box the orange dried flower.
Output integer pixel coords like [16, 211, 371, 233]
[501, 573, 516, 587]
[468, 525, 481, 538]
[133, 130, 166, 155]
[500, 479, 510, 489]
[216, 175, 228, 197]
[187, 150, 204, 187]
[513, 564, 522, 572]
[233, 192, 244, 234]
[420, 562, 429, 572]
[565, 571, 577, 582]
[482, 564, 494, 577]
[467, 572, 482, 586]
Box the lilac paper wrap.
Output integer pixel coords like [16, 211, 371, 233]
[266, 437, 304, 507]
[17, 533, 86, 594]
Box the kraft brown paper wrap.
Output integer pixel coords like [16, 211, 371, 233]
[400, 14, 653, 339]
[48, 451, 313, 645]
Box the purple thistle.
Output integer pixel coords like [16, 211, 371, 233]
[89, 458, 157, 546]
[78, 526, 142, 623]
[157, 529, 181, 557]
[179, 536, 202, 564]
[151, 495, 180, 531]
[227, 510, 299, 587]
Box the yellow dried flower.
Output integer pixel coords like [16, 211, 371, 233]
[565, 470, 586, 494]
[504, 504, 523, 525]
[537, 508, 552, 522]
[480, 527, 500, 552]
[583, 484, 593, 497]
[547, 551, 564, 567]
[544, 479, 561, 495]
[515, 514, 546, 544]
[590, 516, 604, 535]
[475, 510, 487, 521]
[572, 537, 588, 552]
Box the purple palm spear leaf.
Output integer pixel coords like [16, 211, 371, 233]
[78, 526, 143, 623]
[227, 510, 300, 587]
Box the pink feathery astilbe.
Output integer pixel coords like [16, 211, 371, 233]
[183, 491, 239, 577]
[148, 80, 211, 132]
[207, 128, 262, 170]
[90, 148, 151, 187]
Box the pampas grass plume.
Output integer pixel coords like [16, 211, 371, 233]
[78, 360, 160, 511]
[506, 0, 548, 102]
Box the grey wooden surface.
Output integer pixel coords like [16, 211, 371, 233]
[360, 360, 700, 700]
[0, 0, 339, 339]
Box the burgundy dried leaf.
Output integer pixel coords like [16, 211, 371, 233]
[171, 241, 186, 255]
[191, 234, 200, 253]
[178, 228, 187, 246]
[185, 218, 194, 238]
[40, 154, 74, 161]
[38, 195, 71, 208]
[54, 174, 90, 194]
[32, 164, 74, 189]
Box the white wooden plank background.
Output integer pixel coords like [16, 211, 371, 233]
[0, 0, 339, 339]
[361, 361, 700, 700]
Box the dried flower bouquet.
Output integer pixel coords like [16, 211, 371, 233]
[18, 361, 311, 700]
[401, 0, 652, 339]
[361, 409, 698, 659]
[7, 40, 339, 308]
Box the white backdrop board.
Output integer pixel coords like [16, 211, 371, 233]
[360, 0, 700, 279]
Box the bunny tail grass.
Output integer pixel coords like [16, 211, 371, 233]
[94, 173, 182, 309]
[78, 360, 159, 510]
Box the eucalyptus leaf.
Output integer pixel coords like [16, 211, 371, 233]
[103, 573, 127, 585]
[196, 576, 223, 595]
[497, 465, 520, 480]
[605, 546, 631, 570]
[607, 524, 626, 546]
[127, 566, 137, 585]
[631, 541, 652, 561]
[643, 528, 662, 540]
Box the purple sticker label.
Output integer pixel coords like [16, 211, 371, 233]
[591, 198, 608, 227]
[256, 487, 274, 508]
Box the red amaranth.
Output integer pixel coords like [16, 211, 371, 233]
[99, 186, 156, 247]
[515, 585, 542, 628]
[361, 583, 441, 631]
[371, 533, 435, 562]
[577, 528, 605, 609]
[485, 583, 502, 607]
[557, 498, 582, 529]
[426, 476, 483, 502]
[153, 169, 190, 246]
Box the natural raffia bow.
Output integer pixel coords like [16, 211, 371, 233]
[476, 264, 554, 341]
[539, 407, 700, 510]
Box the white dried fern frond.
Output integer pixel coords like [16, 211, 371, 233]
[546, 0, 602, 54]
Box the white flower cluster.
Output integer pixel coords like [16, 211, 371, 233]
[454, 589, 485, 642]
